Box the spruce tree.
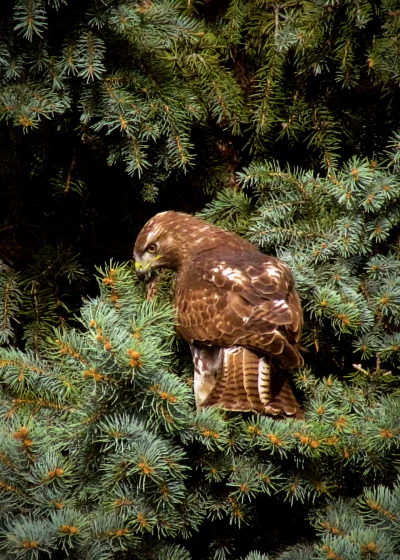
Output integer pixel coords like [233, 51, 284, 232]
[2, 0, 400, 332]
[1, 1, 400, 558]
[0, 252, 399, 558]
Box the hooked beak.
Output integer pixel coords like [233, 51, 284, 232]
[136, 268, 147, 281]
[134, 254, 161, 281]
[135, 261, 149, 281]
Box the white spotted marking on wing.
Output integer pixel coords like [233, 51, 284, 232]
[266, 265, 281, 278]
[274, 299, 287, 308]
[222, 267, 246, 284]
[221, 267, 233, 276]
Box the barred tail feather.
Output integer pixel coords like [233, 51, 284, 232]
[205, 347, 254, 411]
[199, 346, 302, 418]
[243, 348, 265, 411]
[263, 378, 302, 418]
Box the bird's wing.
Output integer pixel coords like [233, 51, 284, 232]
[176, 255, 303, 369]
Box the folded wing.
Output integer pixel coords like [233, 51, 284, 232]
[176, 254, 303, 369]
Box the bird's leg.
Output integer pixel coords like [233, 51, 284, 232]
[190, 345, 222, 410]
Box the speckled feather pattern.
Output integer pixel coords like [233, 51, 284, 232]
[134, 212, 304, 418]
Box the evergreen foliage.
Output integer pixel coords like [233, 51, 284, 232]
[0, 261, 21, 346]
[0, 245, 88, 352]
[200, 144, 400, 376]
[2, 0, 400, 276]
[19, 244, 88, 353]
[2, 0, 400, 178]
[1, 1, 400, 558]
[0, 262, 399, 558]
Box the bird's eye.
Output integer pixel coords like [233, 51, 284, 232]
[147, 243, 157, 254]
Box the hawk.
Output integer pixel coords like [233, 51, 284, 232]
[134, 211, 304, 418]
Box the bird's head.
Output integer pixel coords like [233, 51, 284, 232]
[133, 211, 193, 281]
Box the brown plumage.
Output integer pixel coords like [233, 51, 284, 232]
[134, 211, 304, 418]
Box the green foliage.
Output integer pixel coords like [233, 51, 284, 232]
[0, 245, 88, 353]
[201, 149, 400, 374]
[0, 262, 22, 345]
[310, 480, 400, 560]
[1, 0, 243, 180]
[0, 263, 196, 558]
[243, 554, 271, 560]
[1, 1, 400, 558]
[240, 481, 400, 559]
[1, 0, 400, 253]
[0, 263, 399, 558]
[195, 149, 400, 557]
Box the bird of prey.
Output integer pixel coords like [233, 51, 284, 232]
[134, 211, 304, 418]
